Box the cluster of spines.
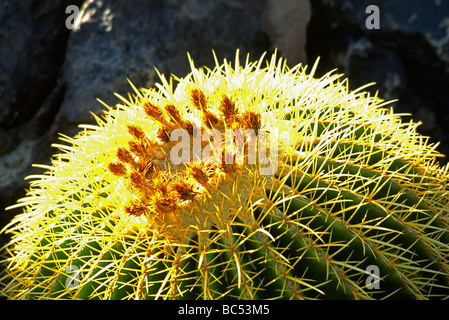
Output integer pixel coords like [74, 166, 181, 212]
[269, 101, 449, 299]
[106, 88, 263, 234]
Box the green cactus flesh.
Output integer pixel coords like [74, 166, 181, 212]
[1, 51, 449, 300]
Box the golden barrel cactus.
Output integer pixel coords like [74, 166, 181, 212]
[1, 51, 449, 300]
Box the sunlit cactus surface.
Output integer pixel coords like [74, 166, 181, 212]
[1, 51, 449, 300]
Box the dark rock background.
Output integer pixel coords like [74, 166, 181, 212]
[307, 0, 449, 163]
[0, 0, 448, 272]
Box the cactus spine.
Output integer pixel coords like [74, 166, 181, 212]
[1, 51, 449, 300]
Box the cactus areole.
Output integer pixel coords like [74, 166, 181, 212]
[1, 51, 449, 300]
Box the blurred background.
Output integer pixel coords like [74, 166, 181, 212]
[1, 0, 448, 250]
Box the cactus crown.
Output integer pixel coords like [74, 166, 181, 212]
[1, 50, 449, 300]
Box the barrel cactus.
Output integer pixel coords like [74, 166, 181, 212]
[1, 51, 449, 300]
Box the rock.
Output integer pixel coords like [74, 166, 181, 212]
[307, 0, 449, 164]
[0, 0, 84, 216]
[56, 0, 273, 135]
[0, 0, 81, 129]
[263, 0, 311, 65]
